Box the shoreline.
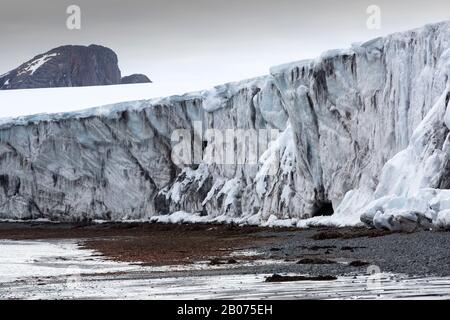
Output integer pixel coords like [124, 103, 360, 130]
[1, 221, 450, 299]
[0, 221, 449, 277]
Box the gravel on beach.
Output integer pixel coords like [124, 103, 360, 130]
[1, 222, 449, 278]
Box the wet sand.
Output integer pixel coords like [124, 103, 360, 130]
[1, 222, 449, 277]
[1, 222, 450, 299]
[0, 222, 286, 266]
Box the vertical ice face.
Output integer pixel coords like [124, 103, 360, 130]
[268, 22, 450, 229]
[2, 21, 450, 229]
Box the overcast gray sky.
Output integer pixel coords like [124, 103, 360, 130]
[1, 0, 450, 91]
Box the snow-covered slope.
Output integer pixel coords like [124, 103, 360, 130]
[2, 21, 450, 230]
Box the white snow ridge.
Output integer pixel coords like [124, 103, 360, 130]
[18, 53, 59, 75]
[3, 21, 450, 231]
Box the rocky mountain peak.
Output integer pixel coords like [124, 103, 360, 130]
[0, 45, 151, 90]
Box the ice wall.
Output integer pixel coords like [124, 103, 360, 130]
[2, 22, 450, 229]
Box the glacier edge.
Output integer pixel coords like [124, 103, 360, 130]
[3, 21, 450, 230]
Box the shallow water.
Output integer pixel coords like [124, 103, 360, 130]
[0, 239, 137, 283]
[1, 239, 450, 300]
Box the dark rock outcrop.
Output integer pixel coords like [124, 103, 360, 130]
[0, 45, 151, 90]
[121, 74, 152, 84]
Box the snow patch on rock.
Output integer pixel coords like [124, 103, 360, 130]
[18, 53, 59, 76]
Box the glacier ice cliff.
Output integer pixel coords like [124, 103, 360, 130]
[3, 21, 450, 230]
